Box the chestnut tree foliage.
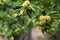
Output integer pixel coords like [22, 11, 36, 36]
[0, 0, 60, 40]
